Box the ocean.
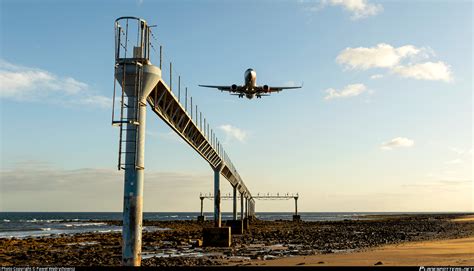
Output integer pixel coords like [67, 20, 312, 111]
[0, 211, 407, 239]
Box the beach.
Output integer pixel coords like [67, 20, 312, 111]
[0, 213, 472, 266]
[243, 236, 474, 266]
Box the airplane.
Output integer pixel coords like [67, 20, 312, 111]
[199, 68, 302, 99]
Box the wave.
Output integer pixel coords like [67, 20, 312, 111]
[40, 228, 51, 231]
[22, 219, 63, 223]
[97, 229, 121, 233]
[63, 222, 107, 227]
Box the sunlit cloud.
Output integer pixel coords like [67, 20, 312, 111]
[0, 59, 110, 108]
[336, 43, 453, 82]
[324, 83, 368, 100]
[380, 137, 414, 150]
[337, 43, 427, 70]
[301, 0, 383, 20]
[391, 61, 452, 82]
[219, 124, 248, 143]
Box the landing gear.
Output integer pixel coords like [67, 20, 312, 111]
[238, 94, 244, 98]
[256, 95, 262, 98]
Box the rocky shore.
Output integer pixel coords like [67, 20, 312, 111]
[0, 214, 472, 266]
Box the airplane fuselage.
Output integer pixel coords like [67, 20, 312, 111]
[244, 68, 257, 99]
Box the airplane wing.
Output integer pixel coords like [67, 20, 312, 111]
[255, 85, 302, 93]
[198, 85, 241, 92]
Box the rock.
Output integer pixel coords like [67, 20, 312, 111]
[374, 261, 383, 265]
[191, 239, 203, 248]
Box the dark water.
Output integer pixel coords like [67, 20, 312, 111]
[0, 211, 426, 239]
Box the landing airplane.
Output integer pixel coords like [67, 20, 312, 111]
[199, 68, 302, 99]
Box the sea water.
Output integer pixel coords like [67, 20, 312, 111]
[0, 211, 411, 239]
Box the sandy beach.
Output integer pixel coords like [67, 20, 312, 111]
[244, 236, 474, 266]
[1, 213, 473, 266]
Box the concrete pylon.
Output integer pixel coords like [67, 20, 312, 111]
[116, 63, 161, 266]
[240, 192, 244, 221]
[213, 163, 224, 227]
[232, 186, 237, 220]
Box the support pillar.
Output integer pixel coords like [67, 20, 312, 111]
[243, 196, 250, 230]
[201, 196, 204, 216]
[245, 198, 248, 218]
[232, 186, 237, 220]
[213, 163, 224, 227]
[117, 61, 160, 266]
[295, 197, 298, 215]
[240, 192, 244, 221]
[122, 97, 146, 266]
[203, 162, 231, 247]
[225, 185, 243, 234]
[198, 196, 205, 222]
[293, 196, 301, 222]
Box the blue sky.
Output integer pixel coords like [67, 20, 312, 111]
[0, 0, 472, 212]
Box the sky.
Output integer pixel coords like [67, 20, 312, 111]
[0, 0, 472, 212]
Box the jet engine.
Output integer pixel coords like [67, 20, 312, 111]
[263, 85, 270, 93]
[231, 84, 238, 92]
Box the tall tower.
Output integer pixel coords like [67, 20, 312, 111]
[112, 17, 161, 266]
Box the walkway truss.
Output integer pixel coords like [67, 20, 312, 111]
[148, 81, 254, 204]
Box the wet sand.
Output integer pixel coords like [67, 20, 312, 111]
[1, 213, 473, 266]
[452, 215, 474, 223]
[244, 236, 474, 266]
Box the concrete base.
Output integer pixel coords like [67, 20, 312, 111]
[293, 215, 301, 222]
[243, 218, 250, 231]
[202, 227, 231, 247]
[225, 220, 243, 235]
[197, 215, 205, 222]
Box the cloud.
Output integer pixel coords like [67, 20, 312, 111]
[336, 43, 453, 82]
[380, 137, 414, 150]
[0, 59, 110, 108]
[302, 0, 383, 20]
[326, 0, 383, 20]
[0, 162, 212, 211]
[336, 43, 425, 70]
[219, 124, 248, 143]
[324, 83, 367, 100]
[391, 62, 452, 82]
[444, 147, 472, 165]
[370, 74, 383, 79]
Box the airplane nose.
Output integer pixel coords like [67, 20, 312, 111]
[245, 72, 252, 80]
